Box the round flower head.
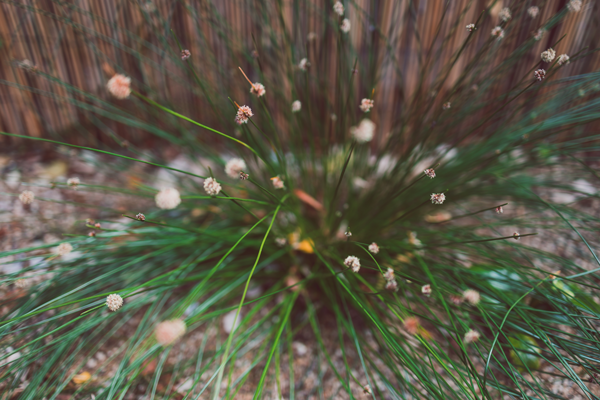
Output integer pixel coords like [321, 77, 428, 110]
[155, 319, 186, 346]
[464, 329, 480, 343]
[403, 316, 420, 335]
[19, 190, 35, 205]
[541, 48, 556, 63]
[55, 242, 73, 256]
[106, 294, 123, 312]
[368, 242, 380, 254]
[385, 279, 398, 292]
[421, 284, 432, 297]
[533, 29, 545, 41]
[430, 193, 446, 205]
[344, 256, 361, 273]
[107, 74, 131, 99]
[466, 23, 475, 32]
[67, 177, 80, 187]
[136, 213, 146, 221]
[498, 7, 511, 22]
[558, 54, 570, 66]
[250, 83, 266, 97]
[534, 69, 546, 82]
[491, 26, 504, 40]
[383, 268, 394, 281]
[298, 58, 310, 71]
[271, 176, 285, 190]
[235, 105, 253, 124]
[292, 100, 302, 113]
[442, 102, 451, 110]
[567, 0, 582, 12]
[462, 289, 480, 305]
[424, 168, 436, 179]
[203, 177, 221, 196]
[341, 18, 351, 33]
[350, 119, 375, 143]
[155, 188, 181, 210]
[333, 1, 344, 16]
[225, 158, 247, 179]
[180, 49, 191, 61]
[359, 98, 374, 113]
[528, 6, 539, 18]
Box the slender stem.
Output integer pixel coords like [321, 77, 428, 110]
[330, 141, 357, 212]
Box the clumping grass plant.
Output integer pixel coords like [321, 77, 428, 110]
[2, 0, 600, 398]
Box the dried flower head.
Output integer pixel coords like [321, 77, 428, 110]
[403, 316, 420, 335]
[155, 188, 181, 210]
[383, 268, 394, 281]
[491, 26, 504, 40]
[225, 158, 247, 179]
[67, 177, 80, 187]
[385, 279, 398, 292]
[464, 329, 480, 343]
[567, 0, 582, 12]
[462, 289, 480, 305]
[155, 319, 186, 346]
[528, 6, 539, 18]
[421, 284, 432, 297]
[534, 69, 546, 81]
[442, 102, 451, 110]
[19, 190, 35, 205]
[292, 100, 302, 113]
[250, 82, 266, 97]
[430, 193, 446, 205]
[341, 18, 351, 33]
[363, 384, 373, 396]
[136, 213, 146, 221]
[235, 105, 253, 124]
[239, 171, 249, 180]
[541, 48, 556, 63]
[513, 232, 521, 240]
[557, 54, 570, 66]
[107, 74, 131, 99]
[533, 28, 545, 41]
[359, 98, 374, 113]
[106, 294, 123, 312]
[275, 237, 287, 247]
[466, 23, 475, 32]
[180, 49, 191, 61]
[298, 58, 310, 71]
[350, 119, 375, 143]
[333, 1, 344, 16]
[369, 242, 380, 254]
[498, 7, 511, 22]
[204, 177, 222, 196]
[55, 242, 73, 256]
[344, 256, 361, 273]
[424, 168, 436, 179]
[271, 176, 285, 189]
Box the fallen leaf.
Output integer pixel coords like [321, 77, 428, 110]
[72, 371, 91, 384]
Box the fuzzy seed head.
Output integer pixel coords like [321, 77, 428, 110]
[491, 26, 504, 40]
[528, 6, 539, 18]
[67, 177, 80, 187]
[106, 294, 123, 311]
[385, 279, 398, 292]
[368, 242, 380, 254]
[136, 213, 146, 221]
[292, 100, 302, 112]
[359, 98, 374, 113]
[250, 82, 266, 97]
[350, 119, 375, 143]
[466, 23, 475, 32]
[55, 242, 73, 256]
[462, 289, 480, 305]
[203, 177, 221, 196]
[464, 329, 480, 343]
[333, 1, 344, 16]
[541, 48, 556, 63]
[341, 18, 351, 33]
[155, 319, 186, 346]
[422, 284, 432, 296]
[496, 206, 503, 214]
[235, 105, 253, 124]
[225, 158, 247, 179]
[344, 256, 361, 272]
[558, 54, 570, 66]
[271, 176, 285, 190]
[180, 49, 191, 61]
[155, 188, 181, 210]
[498, 7, 511, 22]
[19, 190, 35, 205]
[298, 58, 310, 71]
[534, 69, 546, 81]
[383, 268, 394, 281]
[403, 316, 420, 335]
[430, 193, 446, 205]
[567, 0, 582, 12]
[107, 74, 131, 99]
[424, 168, 436, 179]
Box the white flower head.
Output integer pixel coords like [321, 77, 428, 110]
[344, 256, 361, 272]
[106, 294, 123, 311]
[383, 268, 394, 281]
[385, 279, 398, 292]
[225, 158, 247, 178]
[203, 177, 221, 196]
[567, 0, 582, 12]
[528, 6, 539, 18]
[55, 242, 73, 256]
[442, 102, 451, 110]
[292, 100, 302, 112]
[333, 1, 344, 16]
[155, 188, 181, 210]
[271, 176, 285, 189]
[180, 49, 191, 61]
[19, 190, 35, 205]
[235, 105, 253, 124]
[466, 23, 475, 32]
[250, 83, 266, 97]
[368, 242, 380, 254]
[558, 54, 570, 66]
[534, 28, 545, 41]
[464, 329, 480, 343]
[155, 319, 186, 346]
[67, 177, 80, 187]
[359, 98, 374, 113]
[424, 168, 436, 178]
[498, 7, 511, 22]
[299, 58, 310, 71]
[341, 18, 351, 33]
[462, 289, 480, 305]
[541, 48, 556, 63]
[491, 26, 504, 40]
[534, 69, 546, 81]
[350, 118, 375, 143]
[421, 284, 432, 296]
[430, 193, 446, 204]
[107, 74, 131, 99]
